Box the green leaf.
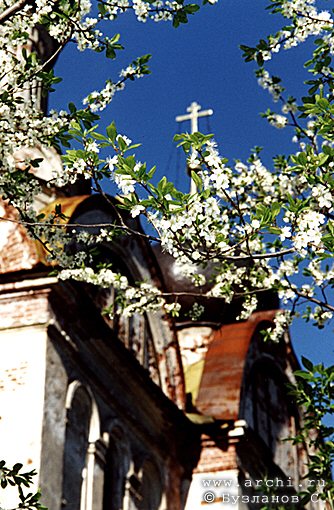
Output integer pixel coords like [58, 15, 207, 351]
[106, 122, 117, 142]
[117, 136, 127, 152]
[91, 132, 108, 141]
[127, 143, 141, 151]
[271, 202, 281, 217]
[157, 176, 167, 192]
[267, 226, 281, 235]
[318, 153, 329, 166]
[317, 97, 329, 109]
[190, 170, 202, 190]
[147, 166, 156, 179]
[68, 102, 77, 114]
[12, 463, 23, 473]
[328, 221, 334, 236]
[106, 46, 116, 59]
[30, 158, 43, 168]
[302, 356, 314, 372]
[184, 3, 200, 14]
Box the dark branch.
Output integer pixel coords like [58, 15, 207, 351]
[0, 0, 31, 23]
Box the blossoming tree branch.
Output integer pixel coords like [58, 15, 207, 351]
[1, 0, 334, 341]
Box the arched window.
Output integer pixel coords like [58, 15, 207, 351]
[134, 460, 163, 510]
[102, 428, 129, 510]
[242, 360, 299, 479]
[62, 382, 100, 510]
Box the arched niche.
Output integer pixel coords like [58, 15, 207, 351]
[44, 194, 185, 407]
[129, 459, 163, 510]
[62, 381, 101, 510]
[138, 460, 163, 510]
[72, 194, 182, 399]
[102, 425, 130, 510]
[241, 357, 300, 480]
[89, 248, 162, 389]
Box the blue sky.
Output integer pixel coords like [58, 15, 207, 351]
[50, 0, 334, 367]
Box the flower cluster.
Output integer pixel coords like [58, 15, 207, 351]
[59, 267, 129, 289]
[3, 0, 334, 337]
[266, 311, 292, 343]
[257, 69, 284, 102]
[59, 267, 167, 317]
[98, 0, 189, 23]
[268, 113, 288, 129]
[293, 210, 325, 255]
[280, 2, 332, 50]
[83, 80, 123, 112]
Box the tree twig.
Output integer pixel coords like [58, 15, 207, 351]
[0, 0, 31, 23]
[0, 214, 160, 242]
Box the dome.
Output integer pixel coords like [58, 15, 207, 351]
[152, 245, 279, 326]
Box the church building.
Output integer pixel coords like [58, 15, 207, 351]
[0, 168, 318, 509]
[0, 28, 321, 510]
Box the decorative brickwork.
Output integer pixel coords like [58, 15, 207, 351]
[0, 284, 53, 330]
[194, 435, 237, 473]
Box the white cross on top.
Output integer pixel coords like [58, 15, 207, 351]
[175, 101, 213, 134]
[175, 102, 214, 193]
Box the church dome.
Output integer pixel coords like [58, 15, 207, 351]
[152, 245, 279, 326]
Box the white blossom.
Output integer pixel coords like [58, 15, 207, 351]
[269, 113, 288, 129]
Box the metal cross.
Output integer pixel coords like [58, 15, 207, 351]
[176, 102, 214, 193]
[176, 101, 213, 134]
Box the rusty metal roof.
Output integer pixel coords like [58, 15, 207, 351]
[195, 310, 277, 420]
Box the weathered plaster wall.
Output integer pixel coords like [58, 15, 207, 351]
[185, 469, 240, 510]
[39, 334, 68, 510]
[0, 325, 48, 508]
